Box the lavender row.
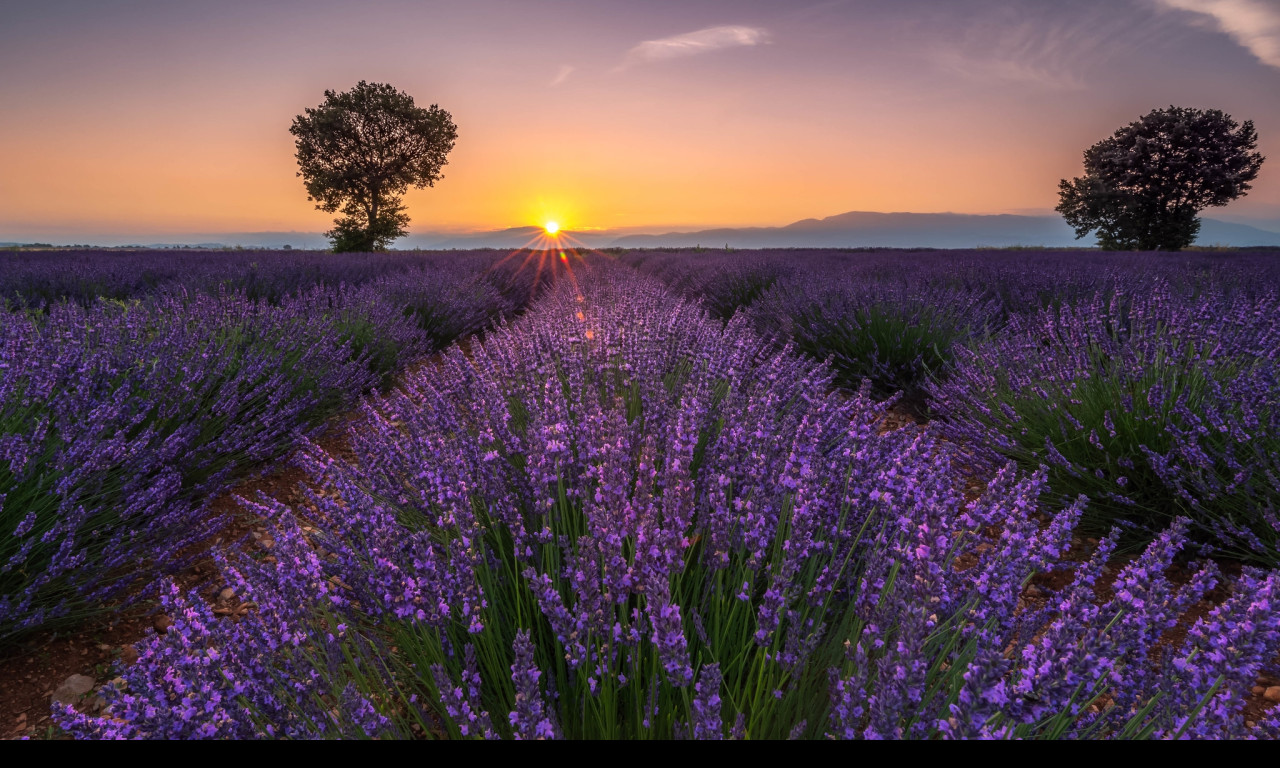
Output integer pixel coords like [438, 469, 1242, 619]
[0, 248, 548, 308]
[61, 263, 1280, 738]
[624, 249, 1280, 404]
[749, 274, 1001, 405]
[617, 250, 795, 319]
[632, 250, 1280, 559]
[624, 249, 1280, 316]
[0, 258, 532, 645]
[929, 282, 1280, 562]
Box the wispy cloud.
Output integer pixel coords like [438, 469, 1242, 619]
[619, 25, 769, 69]
[550, 64, 574, 87]
[1152, 0, 1280, 69]
[934, 39, 1088, 90]
[930, 9, 1160, 91]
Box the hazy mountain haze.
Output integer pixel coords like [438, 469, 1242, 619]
[8, 212, 1278, 250]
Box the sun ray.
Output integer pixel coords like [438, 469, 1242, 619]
[482, 219, 622, 310]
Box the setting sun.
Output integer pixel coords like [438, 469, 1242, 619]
[544, 221, 560, 235]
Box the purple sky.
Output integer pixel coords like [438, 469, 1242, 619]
[2, 0, 1278, 239]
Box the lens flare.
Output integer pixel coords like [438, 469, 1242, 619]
[487, 218, 618, 316]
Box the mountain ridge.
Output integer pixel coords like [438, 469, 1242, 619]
[5, 212, 1279, 250]
[604, 211, 1280, 249]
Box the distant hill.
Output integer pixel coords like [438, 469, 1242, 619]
[5, 214, 1278, 250]
[414, 226, 558, 250]
[1194, 219, 1280, 247]
[607, 212, 1280, 249]
[406, 226, 620, 250]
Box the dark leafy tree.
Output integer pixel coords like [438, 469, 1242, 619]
[291, 81, 458, 252]
[1057, 106, 1264, 251]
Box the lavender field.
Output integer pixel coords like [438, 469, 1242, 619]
[4, 248, 1280, 739]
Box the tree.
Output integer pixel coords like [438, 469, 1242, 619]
[291, 81, 458, 252]
[1057, 106, 1263, 251]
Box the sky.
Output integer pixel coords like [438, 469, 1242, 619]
[2, 0, 1279, 240]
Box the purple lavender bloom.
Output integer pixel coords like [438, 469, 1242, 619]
[929, 279, 1280, 563]
[2, 251, 525, 644]
[508, 630, 559, 740]
[51, 251, 1280, 740]
[690, 663, 724, 740]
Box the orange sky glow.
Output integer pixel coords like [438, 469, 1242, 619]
[2, 1, 1278, 239]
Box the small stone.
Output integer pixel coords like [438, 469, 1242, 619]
[1253, 685, 1266, 695]
[251, 531, 263, 540]
[1264, 686, 1280, 703]
[51, 674, 95, 705]
[1024, 585, 1046, 598]
[119, 646, 139, 665]
[15, 713, 26, 724]
[154, 614, 173, 634]
[219, 587, 235, 601]
[257, 537, 275, 551]
[96, 643, 112, 652]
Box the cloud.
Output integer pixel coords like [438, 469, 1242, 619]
[550, 64, 574, 87]
[930, 9, 1162, 91]
[620, 25, 769, 68]
[1152, 0, 1280, 69]
[934, 45, 1088, 90]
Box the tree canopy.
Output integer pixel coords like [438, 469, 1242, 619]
[291, 81, 458, 252]
[1056, 106, 1264, 251]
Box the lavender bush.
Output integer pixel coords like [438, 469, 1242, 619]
[930, 282, 1280, 562]
[0, 287, 421, 643]
[0, 253, 530, 645]
[749, 274, 1001, 405]
[66, 266, 1280, 739]
[619, 250, 793, 319]
[0, 250, 427, 307]
[56, 513, 397, 739]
